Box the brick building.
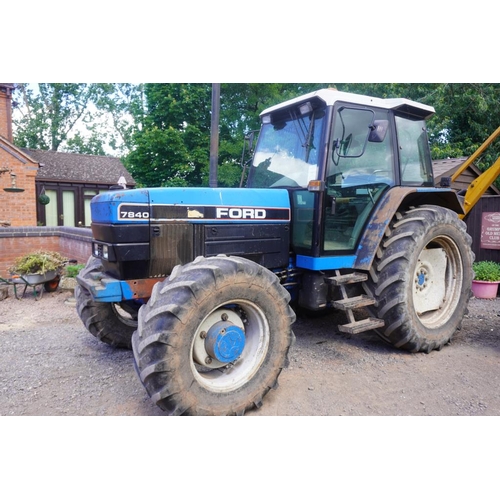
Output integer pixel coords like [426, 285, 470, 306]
[26, 148, 135, 227]
[0, 83, 135, 228]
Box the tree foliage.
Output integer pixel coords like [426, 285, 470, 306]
[12, 83, 143, 156]
[12, 83, 500, 188]
[125, 83, 326, 187]
[125, 84, 212, 187]
[14, 84, 101, 151]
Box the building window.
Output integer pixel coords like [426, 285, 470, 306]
[37, 183, 110, 227]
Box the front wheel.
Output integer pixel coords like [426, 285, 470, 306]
[132, 255, 296, 416]
[75, 256, 138, 349]
[365, 205, 474, 353]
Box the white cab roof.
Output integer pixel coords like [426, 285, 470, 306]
[260, 88, 435, 119]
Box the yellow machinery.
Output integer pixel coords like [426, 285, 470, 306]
[451, 125, 500, 218]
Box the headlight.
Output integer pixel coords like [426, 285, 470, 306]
[93, 242, 109, 260]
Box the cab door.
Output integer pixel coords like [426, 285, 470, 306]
[323, 105, 395, 254]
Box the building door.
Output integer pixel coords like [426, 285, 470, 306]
[61, 189, 76, 226]
[41, 186, 78, 227]
[44, 189, 59, 226]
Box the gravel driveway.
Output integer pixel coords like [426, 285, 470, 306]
[0, 284, 499, 416]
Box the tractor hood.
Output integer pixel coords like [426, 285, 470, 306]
[90, 187, 291, 225]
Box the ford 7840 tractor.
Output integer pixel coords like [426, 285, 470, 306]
[76, 88, 484, 416]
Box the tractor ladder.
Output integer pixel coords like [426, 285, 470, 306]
[325, 271, 385, 334]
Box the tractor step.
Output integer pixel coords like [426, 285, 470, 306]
[327, 270, 385, 334]
[333, 294, 376, 311]
[325, 272, 368, 285]
[338, 317, 385, 334]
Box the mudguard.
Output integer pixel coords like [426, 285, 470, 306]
[353, 186, 465, 270]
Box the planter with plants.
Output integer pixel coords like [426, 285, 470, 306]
[471, 260, 500, 299]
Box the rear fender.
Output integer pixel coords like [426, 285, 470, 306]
[353, 186, 464, 270]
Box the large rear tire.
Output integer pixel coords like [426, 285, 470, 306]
[75, 256, 138, 349]
[132, 255, 296, 416]
[365, 206, 474, 353]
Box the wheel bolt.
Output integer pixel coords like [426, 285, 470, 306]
[205, 356, 212, 364]
[200, 331, 207, 339]
[221, 313, 228, 321]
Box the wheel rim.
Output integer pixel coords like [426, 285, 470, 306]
[190, 300, 270, 393]
[413, 235, 463, 328]
[111, 302, 138, 328]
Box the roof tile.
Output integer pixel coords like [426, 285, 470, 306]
[22, 148, 136, 185]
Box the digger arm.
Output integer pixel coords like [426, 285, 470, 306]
[451, 125, 500, 218]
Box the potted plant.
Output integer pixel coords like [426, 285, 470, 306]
[9, 250, 67, 285]
[58, 263, 85, 291]
[471, 260, 500, 299]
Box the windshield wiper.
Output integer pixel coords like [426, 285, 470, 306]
[289, 109, 315, 163]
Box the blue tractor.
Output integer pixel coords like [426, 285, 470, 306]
[76, 89, 474, 415]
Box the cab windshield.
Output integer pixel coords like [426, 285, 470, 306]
[247, 107, 325, 188]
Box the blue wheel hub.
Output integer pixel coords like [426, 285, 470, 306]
[205, 321, 246, 363]
[417, 271, 426, 287]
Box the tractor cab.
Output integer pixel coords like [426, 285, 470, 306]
[247, 89, 435, 263]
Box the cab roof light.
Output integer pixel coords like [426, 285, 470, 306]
[299, 101, 313, 116]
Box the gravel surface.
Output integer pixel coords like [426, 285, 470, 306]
[0, 284, 499, 416]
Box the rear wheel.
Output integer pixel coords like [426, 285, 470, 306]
[44, 275, 60, 293]
[132, 255, 296, 416]
[365, 205, 474, 352]
[75, 256, 138, 349]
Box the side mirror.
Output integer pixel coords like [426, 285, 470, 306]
[368, 120, 389, 143]
[245, 131, 257, 153]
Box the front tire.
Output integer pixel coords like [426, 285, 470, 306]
[365, 206, 474, 353]
[132, 255, 296, 416]
[75, 256, 138, 349]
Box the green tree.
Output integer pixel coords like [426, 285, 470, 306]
[125, 83, 212, 187]
[64, 130, 107, 156]
[430, 84, 500, 170]
[91, 83, 146, 156]
[13, 83, 104, 151]
[12, 83, 143, 156]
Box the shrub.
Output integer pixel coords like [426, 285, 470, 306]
[65, 264, 85, 278]
[472, 260, 500, 282]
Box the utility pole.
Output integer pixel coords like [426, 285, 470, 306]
[209, 83, 220, 188]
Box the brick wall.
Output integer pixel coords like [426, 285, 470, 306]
[0, 83, 39, 227]
[0, 226, 92, 277]
[0, 147, 38, 226]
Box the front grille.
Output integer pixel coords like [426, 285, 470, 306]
[148, 223, 194, 277]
